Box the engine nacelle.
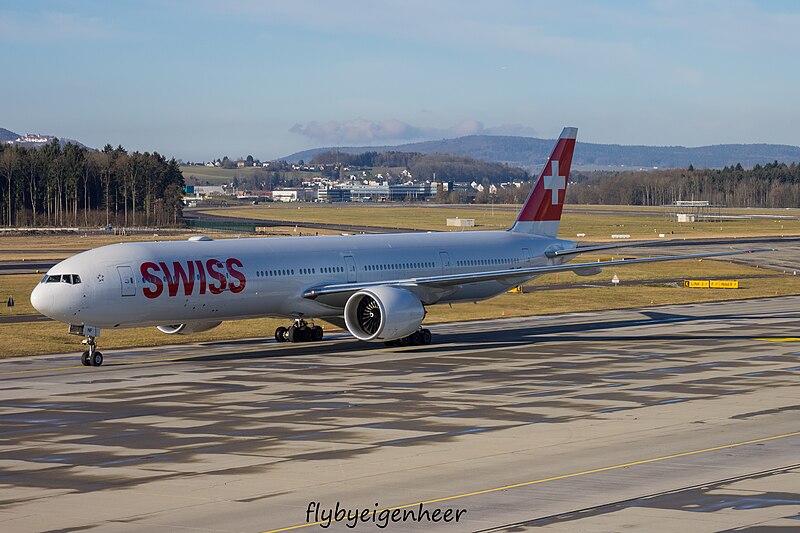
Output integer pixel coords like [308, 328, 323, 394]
[156, 321, 222, 335]
[344, 286, 424, 341]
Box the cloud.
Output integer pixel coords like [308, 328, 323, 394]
[289, 119, 422, 144]
[289, 118, 537, 144]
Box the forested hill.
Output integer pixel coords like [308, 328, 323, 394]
[0, 127, 90, 149]
[284, 135, 800, 169]
[0, 128, 19, 143]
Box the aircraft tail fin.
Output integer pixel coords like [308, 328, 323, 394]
[510, 127, 577, 236]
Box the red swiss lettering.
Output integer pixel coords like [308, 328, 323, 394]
[206, 258, 227, 294]
[159, 261, 196, 297]
[195, 259, 206, 294]
[141, 262, 163, 299]
[226, 258, 246, 293]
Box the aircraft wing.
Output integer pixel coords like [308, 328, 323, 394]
[303, 248, 771, 301]
[547, 239, 697, 258]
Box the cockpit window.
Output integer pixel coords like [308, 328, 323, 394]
[43, 274, 81, 284]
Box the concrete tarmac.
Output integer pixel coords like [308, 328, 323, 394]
[1, 297, 800, 532]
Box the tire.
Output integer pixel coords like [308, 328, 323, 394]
[410, 331, 422, 346]
[81, 351, 91, 366]
[421, 329, 432, 345]
[311, 326, 323, 341]
[275, 327, 287, 342]
[91, 351, 103, 367]
[400, 335, 411, 346]
[287, 326, 298, 343]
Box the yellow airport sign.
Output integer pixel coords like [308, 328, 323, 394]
[508, 285, 523, 293]
[710, 280, 739, 289]
[684, 279, 739, 289]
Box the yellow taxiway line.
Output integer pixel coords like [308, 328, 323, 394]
[261, 430, 800, 533]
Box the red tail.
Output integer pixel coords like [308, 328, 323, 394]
[510, 127, 577, 236]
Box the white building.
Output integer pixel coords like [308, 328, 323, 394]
[272, 189, 317, 202]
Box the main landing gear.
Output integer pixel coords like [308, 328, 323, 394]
[80, 337, 103, 367]
[384, 328, 432, 347]
[275, 319, 324, 343]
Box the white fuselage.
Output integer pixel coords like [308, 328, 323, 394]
[31, 231, 575, 330]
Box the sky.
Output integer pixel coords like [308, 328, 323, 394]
[2, 0, 800, 161]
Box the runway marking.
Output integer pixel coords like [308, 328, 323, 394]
[756, 337, 800, 342]
[260, 430, 800, 533]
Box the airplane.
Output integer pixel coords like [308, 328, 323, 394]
[31, 127, 766, 367]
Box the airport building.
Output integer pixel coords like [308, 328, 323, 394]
[272, 189, 317, 202]
[317, 186, 352, 202]
[319, 183, 435, 202]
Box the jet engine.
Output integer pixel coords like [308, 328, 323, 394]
[344, 286, 424, 341]
[156, 321, 222, 335]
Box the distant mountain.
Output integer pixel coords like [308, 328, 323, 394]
[0, 128, 19, 143]
[1, 128, 90, 150]
[282, 135, 800, 170]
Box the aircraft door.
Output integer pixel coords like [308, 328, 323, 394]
[521, 248, 532, 267]
[117, 265, 136, 297]
[344, 255, 357, 283]
[439, 252, 452, 275]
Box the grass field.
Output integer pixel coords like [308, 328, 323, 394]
[565, 204, 800, 216]
[0, 232, 211, 261]
[201, 204, 800, 240]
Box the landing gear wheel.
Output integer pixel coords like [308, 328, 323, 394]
[311, 326, 324, 341]
[80, 336, 102, 368]
[275, 326, 287, 342]
[420, 328, 432, 345]
[410, 331, 422, 346]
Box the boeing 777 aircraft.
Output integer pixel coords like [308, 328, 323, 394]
[31, 128, 762, 367]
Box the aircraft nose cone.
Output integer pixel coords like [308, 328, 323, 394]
[30, 284, 53, 317]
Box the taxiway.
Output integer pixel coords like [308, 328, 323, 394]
[1, 297, 799, 531]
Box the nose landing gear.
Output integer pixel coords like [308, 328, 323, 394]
[275, 319, 324, 343]
[80, 337, 103, 367]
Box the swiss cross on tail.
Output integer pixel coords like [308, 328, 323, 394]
[510, 127, 577, 237]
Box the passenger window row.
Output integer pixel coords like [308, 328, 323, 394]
[457, 258, 516, 267]
[255, 265, 344, 278]
[364, 262, 434, 271]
